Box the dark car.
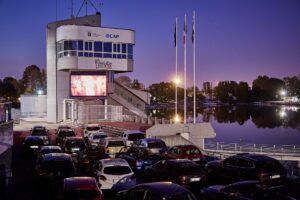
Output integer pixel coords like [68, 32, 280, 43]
[116, 182, 197, 200]
[56, 128, 76, 146]
[30, 125, 50, 145]
[36, 153, 76, 187]
[134, 138, 167, 154]
[200, 180, 296, 200]
[37, 145, 62, 162]
[22, 135, 45, 156]
[63, 137, 85, 154]
[205, 153, 287, 185]
[116, 146, 165, 173]
[62, 177, 103, 200]
[165, 144, 206, 164]
[145, 159, 207, 188]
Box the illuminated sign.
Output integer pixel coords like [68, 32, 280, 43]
[95, 60, 112, 69]
[70, 75, 107, 97]
[105, 34, 119, 39]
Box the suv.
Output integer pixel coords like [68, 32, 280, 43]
[122, 130, 145, 146]
[205, 153, 287, 185]
[84, 124, 102, 137]
[62, 177, 103, 200]
[104, 137, 126, 158]
[56, 128, 76, 146]
[30, 125, 49, 145]
[22, 136, 45, 156]
[134, 138, 167, 154]
[86, 132, 108, 147]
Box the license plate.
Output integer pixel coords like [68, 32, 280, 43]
[192, 158, 200, 161]
[72, 148, 80, 151]
[30, 146, 39, 149]
[190, 177, 200, 182]
[270, 175, 280, 179]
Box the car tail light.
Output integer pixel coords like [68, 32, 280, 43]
[100, 175, 107, 181]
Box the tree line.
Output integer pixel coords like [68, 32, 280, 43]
[0, 65, 46, 107]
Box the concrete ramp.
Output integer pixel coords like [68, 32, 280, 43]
[146, 123, 216, 149]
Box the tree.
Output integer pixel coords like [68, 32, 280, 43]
[283, 76, 300, 97]
[116, 75, 131, 87]
[214, 81, 238, 103]
[2, 77, 20, 101]
[235, 82, 250, 102]
[131, 79, 144, 90]
[149, 82, 176, 103]
[252, 76, 284, 101]
[0, 79, 3, 97]
[21, 65, 42, 94]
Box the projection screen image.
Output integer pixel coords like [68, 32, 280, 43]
[70, 75, 107, 97]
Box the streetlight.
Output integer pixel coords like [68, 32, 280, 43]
[280, 90, 286, 96]
[37, 90, 43, 95]
[174, 114, 181, 123]
[173, 76, 181, 119]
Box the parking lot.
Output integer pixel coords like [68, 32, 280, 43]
[10, 126, 300, 200]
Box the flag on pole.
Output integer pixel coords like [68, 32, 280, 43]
[174, 21, 177, 47]
[183, 16, 187, 44]
[192, 13, 195, 43]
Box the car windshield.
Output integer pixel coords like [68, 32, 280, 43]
[26, 138, 44, 145]
[66, 140, 85, 149]
[176, 163, 204, 173]
[63, 190, 99, 200]
[41, 160, 74, 173]
[41, 149, 61, 155]
[59, 131, 75, 137]
[128, 133, 145, 141]
[86, 126, 99, 131]
[258, 160, 284, 171]
[32, 129, 47, 136]
[167, 192, 196, 200]
[93, 134, 107, 139]
[103, 166, 131, 175]
[148, 141, 166, 148]
[107, 141, 125, 147]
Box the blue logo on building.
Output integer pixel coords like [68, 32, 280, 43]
[105, 34, 119, 39]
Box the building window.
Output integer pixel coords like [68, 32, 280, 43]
[104, 42, 112, 52]
[78, 40, 83, 50]
[85, 41, 93, 51]
[94, 42, 102, 52]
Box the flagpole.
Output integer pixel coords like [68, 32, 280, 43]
[184, 14, 187, 124]
[193, 11, 196, 124]
[175, 17, 178, 120]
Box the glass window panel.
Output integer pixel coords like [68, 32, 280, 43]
[94, 53, 102, 58]
[78, 40, 83, 50]
[117, 54, 121, 59]
[70, 51, 77, 56]
[128, 54, 133, 59]
[88, 42, 93, 51]
[122, 44, 127, 53]
[113, 54, 117, 58]
[113, 44, 117, 52]
[89, 53, 93, 57]
[64, 51, 69, 56]
[104, 53, 112, 58]
[84, 52, 89, 57]
[85, 42, 89, 51]
[78, 52, 84, 57]
[104, 42, 112, 52]
[117, 44, 121, 52]
[128, 44, 133, 54]
[94, 42, 102, 52]
[71, 41, 77, 50]
[122, 54, 126, 59]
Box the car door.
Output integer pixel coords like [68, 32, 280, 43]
[221, 157, 239, 182]
[235, 158, 256, 180]
[129, 188, 148, 200]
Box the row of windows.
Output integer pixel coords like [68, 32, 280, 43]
[57, 40, 133, 59]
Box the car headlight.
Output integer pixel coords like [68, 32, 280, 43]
[136, 160, 143, 167]
[118, 175, 135, 183]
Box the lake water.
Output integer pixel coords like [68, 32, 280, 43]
[186, 105, 300, 145]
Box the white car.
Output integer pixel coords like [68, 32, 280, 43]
[84, 124, 102, 137]
[122, 130, 145, 146]
[87, 132, 108, 146]
[92, 158, 136, 190]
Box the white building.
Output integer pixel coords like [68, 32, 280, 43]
[44, 13, 148, 123]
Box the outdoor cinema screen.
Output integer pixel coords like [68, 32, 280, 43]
[70, 75, 107, 97]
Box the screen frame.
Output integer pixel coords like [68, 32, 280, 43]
[69, 71, 108, 98]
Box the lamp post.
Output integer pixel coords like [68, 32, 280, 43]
[174, 77, 180, 123]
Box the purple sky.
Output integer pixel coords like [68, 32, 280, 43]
[0, 0, 299, 88]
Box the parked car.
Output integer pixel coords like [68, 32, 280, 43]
[165, 144, 206, 164]
[92, 158, 136, 190]
[56, 128, 76, 146]
[104, 137, 126, 157]
[36, 153, 76, 187]
[116, 146, 165, 173]
[86, 131, 108, 146]
[84, 124, 102, 137]
[56, 125, 72, 134]
[37, 145, 62, 161]
[30, 125, 50, 145]
[122, 130, 145, 146]
[63, 137, 86, 154]
[62, 177, 103, 200]
[116, 182, 197, 200]
[134, 138, 167, 154]
[145, 159, 207, 188]
[22, 135, 45, 156]
[205, 153, 287, 185]
[200, 180, 296, 200]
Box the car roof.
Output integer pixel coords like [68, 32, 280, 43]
[100, 158, 129, 166]
[141, 138, 163, 142]
[33, 125, 46, 129]
[234, 154, 276, 162]
[123, 130, 144, 134]
[86, 124, 100, 127]
[92, 132, 107, 135]
[42, 153, 72, 161]
[65, 137, 83, 141]
[64, 177, 98, 190]
[106, 137, 124, 141]
[135, 182, 190, 196]
[25, 135, 44, 141]
[172, 144, 200, 149]
[40, 146, 61, 150]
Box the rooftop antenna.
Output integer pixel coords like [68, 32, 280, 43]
[76, 0, 99, 17]
[70, 0, 75, 18]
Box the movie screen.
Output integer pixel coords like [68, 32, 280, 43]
[70, 75, 107, 97]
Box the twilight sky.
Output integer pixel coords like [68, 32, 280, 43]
[0, 0, 299, 88]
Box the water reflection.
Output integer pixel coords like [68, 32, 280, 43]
[194, 105, 300, 129]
